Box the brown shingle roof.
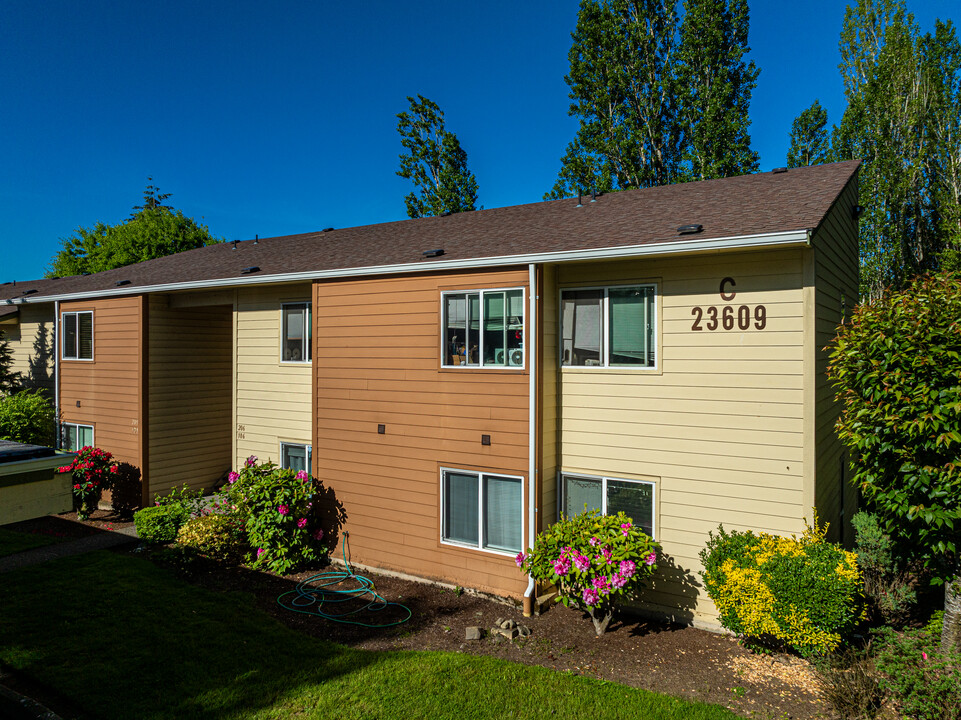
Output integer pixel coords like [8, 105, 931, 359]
[4, 160, 859, 303]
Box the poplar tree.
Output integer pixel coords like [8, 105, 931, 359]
[396, 95, 479, 218]
[786, 100, 829, 168]
[674, 0, 760, 180]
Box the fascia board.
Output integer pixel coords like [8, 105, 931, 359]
[11, 229, 811, 304]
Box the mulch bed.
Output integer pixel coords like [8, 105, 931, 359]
[5, 514, 830, 719]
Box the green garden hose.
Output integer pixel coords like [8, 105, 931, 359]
[276, 532, 412, 628]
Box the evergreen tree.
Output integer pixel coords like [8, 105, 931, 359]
[47, 181, 222, 277]
[547, 0, 682, 199]
[674, 0, 759, 180]
[786, 100, 829, 168]
[396, 95, 479, 218]
[0, 330, 20, 395]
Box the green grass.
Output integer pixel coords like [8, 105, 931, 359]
[0, 551, 738, 720]
[0, 526, 59, 557]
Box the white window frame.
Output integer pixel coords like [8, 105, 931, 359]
[61, 422, 94, 451]
[440, 467, 524, 556]
[280, 302, 312, 364]
[558, 472, 657, 539]
[558, 283, 657, 369]
[440, 287, 526, 369]
[279, 441, 312, 473]
[60, 310, 94, 361]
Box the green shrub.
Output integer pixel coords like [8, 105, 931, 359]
[154, 484, 205, 517]
[0, 390, 56, 446]
[176, 514, 247, 562]
[852, 510, 918, 625]
[873, 612, 961, 719]
[518, 508, 659, 636]
[134, 504, 190, 544]
[217, 457, 325, 574]
[700, 517, 864, 656]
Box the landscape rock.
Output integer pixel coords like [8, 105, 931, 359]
[465, 626, 483, 640]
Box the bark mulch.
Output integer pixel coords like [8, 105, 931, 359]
[4, 514, 830, 720]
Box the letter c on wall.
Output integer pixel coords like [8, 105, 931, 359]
[719, 277, 736, 301]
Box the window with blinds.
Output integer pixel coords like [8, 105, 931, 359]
[281, 303, 311, 363]
[560, 284, 656, 368]
[61, 311, 93, 360]
[442, 468, 523, 554]
[560, 473, 656, 539]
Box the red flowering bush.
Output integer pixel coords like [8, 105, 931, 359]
[518, 509, 660, 635]
[58, 446, 118, 520]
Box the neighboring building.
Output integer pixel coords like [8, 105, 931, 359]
[0, 161, 860, 626]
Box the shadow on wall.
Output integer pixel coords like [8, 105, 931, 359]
[110, 462, 143, 518]
[313, 480, 348, 559]
[642, 551, 702, 625]
[25, 321, 53, 395]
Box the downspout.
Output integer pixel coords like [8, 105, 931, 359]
[523, 264, 537, 616]
[54, 301, 60, 449]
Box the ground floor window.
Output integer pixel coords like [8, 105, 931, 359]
[280, 442, 311, 474]
[441, 468, 523, 554]
[560, 473, 655, 538]
[61, 423, 94, 451]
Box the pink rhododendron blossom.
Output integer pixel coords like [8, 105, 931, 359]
[601, 547, 613, 563]
[619, 560, 636, 578]
[245, 455, 258, 467]
[515, 552, 526, 568]
[589, 536, 599, 547]
[592, 575, 611, 594]
[611, 573, 628, 589]
[573, 553, 591, 572]
[277, 504, 289, 515]
[645, 551, 656, 566]
[296, 470, 309, 482]
[256, 548, 265, 557]
[227, 471, 239, 484]
[582, 587, 600, 607]
[313, 528, 324, 541]
[621, 522, 632, 531]
[553, 556, 572, 576]
[923, 652, 929, 661]
[297, 518, 307, 529]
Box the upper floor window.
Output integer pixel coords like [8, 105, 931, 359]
[442, 288, 524, 368]
[561, 473, 655, 539]
[61, 311, 93, 360]
[281, 303, 311, 363]
[560, 285, 656, 368]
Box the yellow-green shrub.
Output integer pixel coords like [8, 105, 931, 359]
[176, 514, 247, 562]
[700, 517, 863, 656]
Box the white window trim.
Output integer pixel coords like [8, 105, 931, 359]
[439, 466, 524, 556]
[558, 471, 657, 540]
[280, 302, 312, 365]
[440, 286, 526, 369]
[61, 422, 94, 451]
[279, 441, 312, 472]
[558, 283, 657, 370]
[60, 310, 94, 362]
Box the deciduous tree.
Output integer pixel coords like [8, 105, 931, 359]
[396, 95, 479, 218]
[786, 100, 829, 168]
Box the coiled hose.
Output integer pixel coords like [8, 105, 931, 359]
[276, 532, 412, 627]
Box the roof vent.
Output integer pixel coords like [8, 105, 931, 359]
[253, 234, 259, 245]
[322, 227, 335, 232]
[241, 266, 260, 275]
[115, 279, 131, 287]
[772, 167, 788, 174]
[21, 289, 37, 296]
[231, 240, 239, 250]
[422, 249, 444, 258]
[677, 224, 703, 235]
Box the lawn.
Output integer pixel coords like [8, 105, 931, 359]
[0, 550, 739, 720]
[0, 526, 59, 557]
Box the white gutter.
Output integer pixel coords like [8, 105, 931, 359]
[54, 300, 60, 450]
[10, 229, 811, 305]
[525, 264, 537, 609]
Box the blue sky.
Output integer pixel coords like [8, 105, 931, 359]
[2, 0, 958, 281]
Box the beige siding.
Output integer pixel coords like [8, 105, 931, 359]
[313, 269, 531, 598]
[811, 178, 860, 543]
[4, 303, 55, 395]
[234, 284, 313, 470]
[552, 248, 806, 623]
[540, 265, 558, 530]
[147, 295, 232, 498]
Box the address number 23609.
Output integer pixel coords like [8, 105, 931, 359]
[690, 277, 768, 331]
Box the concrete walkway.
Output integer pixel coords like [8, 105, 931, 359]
[0, 525, 139, 574]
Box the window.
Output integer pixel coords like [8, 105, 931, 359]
[281, 303, 311, 363]
[280, 442, 311, 474]
[560, 473, 655, 538]
[560, 285, 656, 367]
[61, 423, 94, 451]
[441, 468, 523, 554]
[61, 311, 93, 360]
[442, 288, 524, 367]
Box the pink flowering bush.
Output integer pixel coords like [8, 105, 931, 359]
[217, 458, 325, 574]
[58, 446, 118, 520]
[517, 508, 659, 636]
